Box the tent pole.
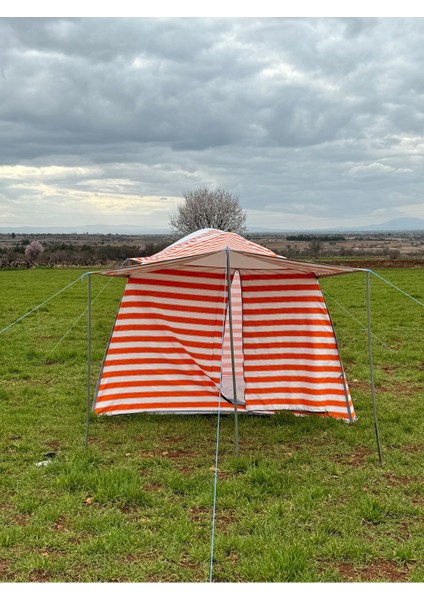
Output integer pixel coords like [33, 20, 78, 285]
[226, 247, 239, 455]
[366, 270, 383, 465]
[322, 294, 353, 423]
[85, 272, 92, 449]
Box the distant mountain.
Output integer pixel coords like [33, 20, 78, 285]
[356, 217, 424, 231]
[249, 217, 424, 234]
[1, 217, 423, 235]
[0, 224, 171, 235]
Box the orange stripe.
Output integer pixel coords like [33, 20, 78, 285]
[106, 347, 217, 362]
[98, 379, 219, 391]
[129, 278, 225, 292]
[242, 273, 315, 281]
[244, 318, 331, 327]
[113, 324, 222, 337]
[244, 363, 341, 373]
[104, 358, 221, 370]
[103, 368, 220, 378]
[111, 336, 217, 350]
[117, 312, 223, 327]
[243, 295, 324, 304]
[242, 284, 321, 293]
[244, 341, 337, 350]
[243, 330, 334, 339]
[97, 390, 221, 401]
[133, 269, 225, 280]
[120, 301, 222, 315]
[124, 288, 224, 303]
[243, 307, 328, 315]
[245, 375, 344, 384]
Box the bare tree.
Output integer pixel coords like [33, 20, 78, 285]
[169, 187, 247, 236]
[25, 240, 44, 265]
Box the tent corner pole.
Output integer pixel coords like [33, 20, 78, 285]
[226, 247, 239, 455]
[366, 270, 383, 465]
[85, 272, 92, 449]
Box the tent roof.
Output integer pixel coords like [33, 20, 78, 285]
[98, 228, 364, 278]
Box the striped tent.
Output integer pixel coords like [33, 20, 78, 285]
[93, 229, 361, 421]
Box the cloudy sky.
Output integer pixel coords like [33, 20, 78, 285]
[1, 15, 424, 232]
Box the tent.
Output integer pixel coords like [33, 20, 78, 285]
[92, 229, 362, 422]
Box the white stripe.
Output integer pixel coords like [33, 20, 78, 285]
[100, 373, 218, 384]
[246, 402, 348, 413]
[245, 392, 348, 401]
[244, 358, 341, 367]
[242, 347, 339, 356]
[246, 381, 347, 391]
[102, 363, 220, 373]
[244, 335, 336, 344]
[97, 407, 237, 415]
[243, 290, 322, 299]
[245, 369, 343, 379]
[96, 395, 220, 407]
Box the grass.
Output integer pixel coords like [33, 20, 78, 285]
[0, 266, 423, 582]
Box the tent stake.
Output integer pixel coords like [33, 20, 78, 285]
[85, 272, 92, 449]
[226, 248, 239, 455]
[366, 270, 383, 465]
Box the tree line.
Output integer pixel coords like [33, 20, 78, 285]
[0, 239, 170, 269]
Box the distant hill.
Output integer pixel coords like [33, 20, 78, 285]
[249, 217, 424, 234]
[0, 224, 170, 235]
[356, 217, 424, 231]
[1, 217, 423, 235]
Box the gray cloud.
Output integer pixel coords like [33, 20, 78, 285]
[1, 17, 424, 230]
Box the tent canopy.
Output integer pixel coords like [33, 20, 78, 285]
[100, 228, 363, 278]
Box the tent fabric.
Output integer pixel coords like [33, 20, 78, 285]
[93, 229, 358, 420]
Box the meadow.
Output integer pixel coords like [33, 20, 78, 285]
[0, 265, 423, 583]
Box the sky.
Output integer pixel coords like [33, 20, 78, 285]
[1, 13, 424, 232]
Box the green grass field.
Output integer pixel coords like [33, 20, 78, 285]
[0, 266, 423, 582]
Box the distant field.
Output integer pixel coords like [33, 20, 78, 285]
[1, 231, 424, 269]
[0, 267, 423, 582]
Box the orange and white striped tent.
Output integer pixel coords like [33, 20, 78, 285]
[93, 229, 361, 421]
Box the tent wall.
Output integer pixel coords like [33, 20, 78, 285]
[241, 273, 355, 420]
[94, 267, 355, 420]
[94, 268, 233, 415]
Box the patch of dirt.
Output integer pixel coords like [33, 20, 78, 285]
[28, 569, 51, 582]
[188, 506, 210, 522]
[0, 559, 12, 581]
[161, 449, 193, 459]
[162, 436, 185, 444]
[400, 444, 423, 454]
[45, 440, 61, 452]
[337, 446, 373, 467]
[13, 512, 31, 526]
[336, 559, 412, 582]
[143, 482, 163, 492]
[385, 473, 417, 486]
[214, 508, 239, 530]
[51, 515, 69, 532]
